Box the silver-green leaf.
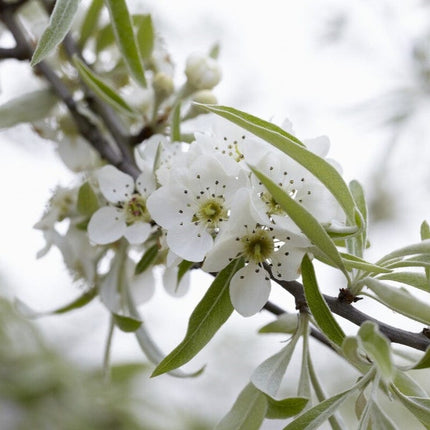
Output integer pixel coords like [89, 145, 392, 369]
[31, 0, 81, 66]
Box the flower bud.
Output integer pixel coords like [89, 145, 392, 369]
[153, 72, 174, 98]
[185, 53, 221, 90]
[192, 89, 217, 105]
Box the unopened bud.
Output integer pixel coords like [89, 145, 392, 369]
[185, 53, 221, 90]
[153, 72, 174, 98]
[192, 90, 217, 105]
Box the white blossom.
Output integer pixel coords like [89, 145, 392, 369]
[203, 189, 309, 316]
[88, 165, 155, 245]
[147, 152, 247, 262]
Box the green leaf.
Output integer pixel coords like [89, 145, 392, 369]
[177, 259, 194, 286]
[364, 277, 430, 325]
[250, 335, 300, 397]
[112, 313, 142, 332]
[348, 180, 368, 258]
[358, 321, 394, 382]
[104, 0, 147, 87]
[377, 272, 429, 292]
[209, 43, 221, 59]
[301, 255, 345, 347]
[151, 258, 243, 376]
[135, 244, 158, 275]
[200, 104, 359, 225]
[14, 288, 97, 318]
[397, 347, 430, 371]
[341, 253, 392, 275]
[421, 221, 430, 283]
[282, 388, 353, 430]
[77, 181, 99, 217]
[31, 0, 80, 66]
[266, 396, 309, 419]
[258, 313, 299, 334]
[421, 221, 430, 241]
[95, 22, 116, 52]
[79, 0, 104, 48]
[392, 386, 430, 429]
[0, 89, 57, 129]
[251, 167, 348, 277]
[378, 240, 430, 265]
[135, 14, 154, 60]
[393, 371, 428, 397]
[369, 403, 399, 430]
[215, 384, 268, 430]
[171, 102, 182, 142]
[110, 362, 148, 385]
[342, 336, 372, 369]
[73, 56, 138, 116]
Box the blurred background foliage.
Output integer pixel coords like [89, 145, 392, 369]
[0, 292, 213, 430]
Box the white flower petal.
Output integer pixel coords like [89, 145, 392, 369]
[147, 185, 193, 229]
[124, 222, 151, 245]
[97, 165, 134, 203]
[88, 207, 126, 244]
[129, 267, 155, 304]
[135, 168, 156, 196]
[167, 224, 213, 262]
[230, 263, 271, 317]
[163, 266, 190, 297]
[203, 235, 242, 273]
[303, 135, 330, 157]
[271, 245, 306, 281]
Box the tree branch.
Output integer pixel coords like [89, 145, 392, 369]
[273, 276, 430, 351]
[0, 5, 140, 178]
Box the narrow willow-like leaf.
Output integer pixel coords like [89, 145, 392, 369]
[394, 371, 428, 398]
[391, 386, 430, 429]
[251, 334, 300, 397]
[171, 102, 182, 142]
[308, 351, 345, 430]
[348, 180, 368, 258]
[95, 22, 115, 52]
[377, 272, 430, 292]
[342, 336, 372, 368]
[282, 389, 353, 430]
[127, 287, 204, 378]
[364, 277, 430, 325]
[258, 313, 298, 334]
[385, 255, 430, 270]
[135, 244, 158, 275]
[265, 396, 309, 419]
[73, 56, 138, 116]
[421, 221, 430, 282]
[135, 14, 154, 60]
[14, 288, 97, 318]
[369, 403, 399, 430]
[215, 384, 267, 430]
[200, 104, 359, 225]
[301, 255, 345, 346]
[341, 252, 392, 275]
[176, 259, 194, 287]
[0, 89, 57, 129]
[77, 181, 99, 217]
[31, 0, 80, 66]
[358, 321, 394, 382]
[151, 258, 243, 376]
[251, 167, 348, 277]
[411, 347, 430, 370]
[104, 0, 147, 87]
[112, 313, 142, 332]
[79, 0, 104, 48]
[378, 240, 430, 265]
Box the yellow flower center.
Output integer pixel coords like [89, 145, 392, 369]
[125, 195, 151, 225]
[241, 229, 274, 263]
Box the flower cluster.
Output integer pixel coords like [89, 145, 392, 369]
[82, 116, 344, 316]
